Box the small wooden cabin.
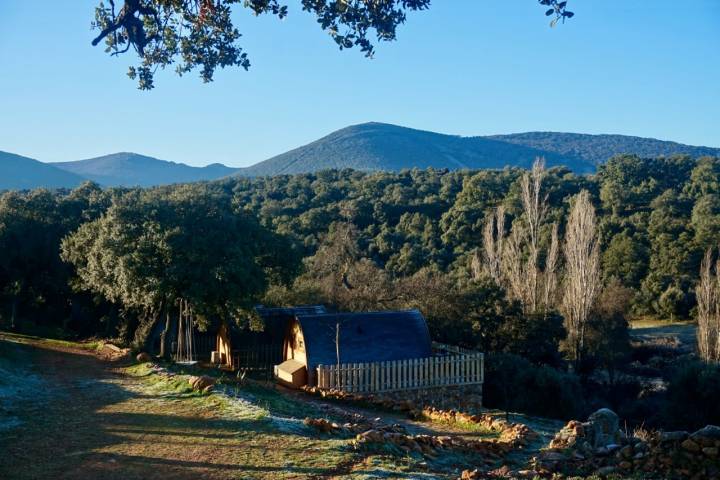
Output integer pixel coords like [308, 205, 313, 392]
[215, 305, 326, 368]
[275, 309, 432, 388]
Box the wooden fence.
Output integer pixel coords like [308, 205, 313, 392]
[230, 343, 283, 373]
[193, 333, 216, 360]
[316, 352, 484, 393]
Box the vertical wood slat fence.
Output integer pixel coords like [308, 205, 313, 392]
[230, 343, 283, 372]
[316, 353, 483, 393]
[192, 333, 216, 360]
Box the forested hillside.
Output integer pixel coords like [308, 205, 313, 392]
[2, 154, 718, 335]
[487, 132, 720, 166]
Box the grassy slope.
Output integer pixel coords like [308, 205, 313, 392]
[0, 333, 466, 479]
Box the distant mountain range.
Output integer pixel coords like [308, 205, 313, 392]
[236, 123, 597, 176]
[0, 151, 86, 191]
[2, 122, 719, 190]
[54, 152, 238, 187]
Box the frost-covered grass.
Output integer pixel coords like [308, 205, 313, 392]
[0, 338, 46, 431]
[0, 330, 101, 351]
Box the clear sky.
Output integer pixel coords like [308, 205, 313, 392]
[0, 1, 718, 167]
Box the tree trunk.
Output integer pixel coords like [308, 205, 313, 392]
[159, 304, 171, 359]
[132, 306, 162, 352]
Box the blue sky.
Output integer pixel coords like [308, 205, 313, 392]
[1, 1, 718, 167]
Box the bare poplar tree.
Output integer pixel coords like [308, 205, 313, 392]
[501, 224, 533, 310]
[483, 159, 558, 312]
[543, 222, 560, 310]
[520, 158, 549, 313]
[696, 248, 716, 362]
[478, 159, 559, 315]
[479, 205, 506, 284]
[562, 190, 601, 364]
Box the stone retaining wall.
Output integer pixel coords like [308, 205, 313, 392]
[537, 412, 720, 479]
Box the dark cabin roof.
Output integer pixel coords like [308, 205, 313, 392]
[295, 309, 432, 372]
[255, 305, 327, 323]
[228, 305, 327, 346]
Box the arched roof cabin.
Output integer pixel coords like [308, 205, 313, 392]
[216, 305, 326, 367]
[281, 309, 432, 387]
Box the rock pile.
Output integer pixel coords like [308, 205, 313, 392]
[352, 412, 536, 463]
[354, 427, 511, 463]
[536, 410, 720, 479]
[302, 387, 520, 435]
[302, 417, 371, 435]
[460, 466, 536, 479]
[303, 384, 537, 465]
[422, 407, 537, 446]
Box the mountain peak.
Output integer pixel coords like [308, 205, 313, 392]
[234, 124, 720, 177]
[53, 153, 239, 187]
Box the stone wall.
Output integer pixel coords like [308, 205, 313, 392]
[303, 384, 483, 417]
[537, 410, 720, 479]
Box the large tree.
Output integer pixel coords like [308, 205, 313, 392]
[61, 184, 298, 350]
[561, 189, 601, 365]
[91, 0, 574, 89]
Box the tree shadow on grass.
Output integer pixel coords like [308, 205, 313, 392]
[71, 452, 347, 480]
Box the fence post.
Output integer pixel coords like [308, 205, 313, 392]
[451, 356, 455, 385]
[393, 360, 399, 391]
[480, 353, 484, 384]
[363, 363, 369, 392]
[378, 361, 383, 392]
[403, 359, 409, 390]
[411, 358, 416, 389]
[353, 363, 359, 393]
[471, 353, 477, 383]
[444, 356, 450, 386]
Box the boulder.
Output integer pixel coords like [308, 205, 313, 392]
[188, 375, 215, 392]
[659, 431, 688, 442]
[595, 465, 616, 476]
[702, 447, 719, 457]
[680, 439, 701, 452]
[136, 352, 152, 362]
[587, 408, 622, 448]
[691, 425, 720, 441]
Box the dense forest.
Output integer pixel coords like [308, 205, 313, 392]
[1, 153, 719, 427]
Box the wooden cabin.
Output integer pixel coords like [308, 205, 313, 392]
[215, 305, 326, 369]
[275, 309, 432, 388]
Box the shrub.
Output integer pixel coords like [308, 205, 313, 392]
[483, 353, 585, 420]
[662, 359, 720, 430]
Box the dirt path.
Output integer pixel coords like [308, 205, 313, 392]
[0, 334, 357, 480]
